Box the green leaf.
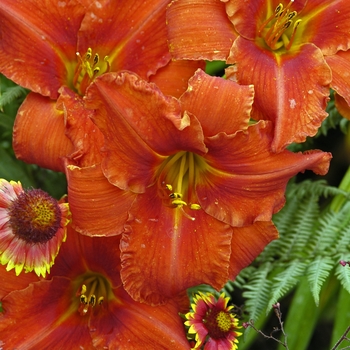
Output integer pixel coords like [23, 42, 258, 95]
[267, 260, 308, 309]
[306, 256, 334, 306]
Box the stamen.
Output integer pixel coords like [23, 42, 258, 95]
[258, 0, 301, 51]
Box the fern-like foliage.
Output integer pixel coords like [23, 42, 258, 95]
[233, 180, 350, 324]
[0, 85, 27, 109]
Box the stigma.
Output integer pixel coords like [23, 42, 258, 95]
[258, 0, 302, 51]
[73, 47, 110, 95]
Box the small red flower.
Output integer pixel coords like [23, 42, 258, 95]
[0, 179, 70, 277]
[185, 292, 242, 350]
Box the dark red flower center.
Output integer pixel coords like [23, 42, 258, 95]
[8, 189, 62, 244]
[203, 307, 234, 339]
[76, 272, 112, 316]
[73, 47, 110, 95]
[258, 0, 301, 51]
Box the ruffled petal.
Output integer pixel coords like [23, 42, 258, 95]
[197, 121, 332, 226]
[334, 93, 350, 120]
[77, 0, 171, 80]
[227, 39, 331, 151]
[149, 59, 206, 98]
[66, 164, 135, 237]
[167, 0, 236, 60]
[0, 277, 94, 349]
[57, 86, 105, 167]
[0, 0, 85, 98]
[13, 92, 73, 172]
[301, 0, 350, 55]
[85, 72, 207, 193]
[120, 188, 232, 305]
[90, 286, 190, 349]
[180, 69, 254, 136]
[229, 221, 279, 279]
[325, 50, 350, 106]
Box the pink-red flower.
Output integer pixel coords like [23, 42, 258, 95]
[0, 226, 191, 349]
[0, 179, 70, 277]
[167, 0, 350, 150]
[185, 292, 242, 350]
[82, 69, 331, 305]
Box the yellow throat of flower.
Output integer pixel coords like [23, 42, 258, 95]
[157, 151, 206, 221]
[73, 47, 110, 95]
[258, 0, 302, 51]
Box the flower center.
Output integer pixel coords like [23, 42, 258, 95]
[258, 0, 302, 51]
[76, 272, 112, 316]
[156, 151, 205, 220]
[204, 308, 234, 339]
[8, 189, 62, 244]
[73, 47, 110, 95]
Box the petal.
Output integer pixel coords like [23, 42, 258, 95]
[229, 221, 279, 279]
[334, 93, 350, 120]
[167, 0, 236, 60]
[85, 72, 207, 193]
[0, 265, 39, 298]
[301, 0, 350, 55]
[149, 59, 206, 98]
[180, 69, 254, 136]
[0, 277, 94, 349]
[78, 0, 171, 80]
[325, 50, 350, 106]
[57, 87, 105, 167]
[0, 0, 85, 98]
[66, 163, 136, 237]
[13, 92, 73, 172]
[227, 39, 331, 151]
[89, 286, 190, 349]
[51, 226, 122, 287]
[120, 188, 232, 305]
[197, 121, 332, 226]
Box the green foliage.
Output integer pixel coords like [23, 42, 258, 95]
[234, 179, 350, 348]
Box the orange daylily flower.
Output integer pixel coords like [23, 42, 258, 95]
[0, 0, 203, 172]
[83, 69, 331, 305]
[0, 227, 191, 349]
[167, 0, 350, 150]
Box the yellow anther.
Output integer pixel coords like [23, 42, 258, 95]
[89, 295, 96, 306]
[98, 296, 104, 305]
[169, 192, 182, 199]
[165, 184, 173, 191]
[86, 48, 92, 59]
[93, 53, 99, 65]
[190, 204, 201, 210]
[172, 199, 187, 207]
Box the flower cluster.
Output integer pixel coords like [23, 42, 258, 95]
[0, 0, 345, 348]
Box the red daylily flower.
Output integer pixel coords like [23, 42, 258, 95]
[0, 0, 203, 172]
[0, 227, 191, 349]
[84, 69, 331, 305]
[167, 0, 350, 150]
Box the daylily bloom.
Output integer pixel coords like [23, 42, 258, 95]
[167, 0, 350, 151]
[0, 179, 70, 277]
[0, 227, 191, 349]
[0, 0, 203, 172]
[84, 69, 331, 305]
[185, 292, 242, 350]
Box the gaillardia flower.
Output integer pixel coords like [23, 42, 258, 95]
[167, 0, 350, 150]
[0, 227, 190, 349]
[0, 179, 70, 277]
[0, 0, 202, 172]
[185, 292, 242, 350]
[84, 69, 331, 305]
